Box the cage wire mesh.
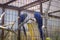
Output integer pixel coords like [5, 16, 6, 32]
[4, 9, 18, 40]
[0, 0, 60, 40]
[43, 18, 60, 40]
[42, 0, 60, 40]
[0, 8, 18, 40]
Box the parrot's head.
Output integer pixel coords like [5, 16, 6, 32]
[20, 13, 27, 18]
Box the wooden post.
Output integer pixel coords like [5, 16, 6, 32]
[1, 8, 5, 40]
[39, 0, 43, 15]
[17, 10, 21, 40]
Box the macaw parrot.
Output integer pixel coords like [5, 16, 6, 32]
[34, 12, 43, 40]
[20, 13, 27, 36]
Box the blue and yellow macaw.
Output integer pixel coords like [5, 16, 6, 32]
[34, 12, 43, 40]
